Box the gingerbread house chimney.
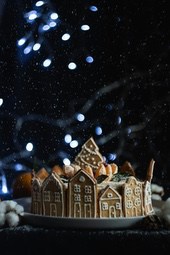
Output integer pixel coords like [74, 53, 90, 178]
[146, 159, 155, 182]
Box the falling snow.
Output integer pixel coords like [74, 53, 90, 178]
[0, 0, 170, 198]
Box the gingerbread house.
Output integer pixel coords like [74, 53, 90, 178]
[122, 176, 144, 217]
[31, 137, 155, 219]
[31, 168, 49, 215]
[42, 172, 66, 217]
[68, 169, 97, 218]
[31, 177, 42, 215]
[98, 185, 122, 218]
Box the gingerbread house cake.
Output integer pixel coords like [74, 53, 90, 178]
[31, 137, 155, 218]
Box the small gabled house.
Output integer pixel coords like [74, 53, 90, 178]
[42, 172, 66, 217]
[122, 176, 144, 217]
[98, 185, 122, 218]
[31, 168, 49, 215]
[68, 169, 97, 218]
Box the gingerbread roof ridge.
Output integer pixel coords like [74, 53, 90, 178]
[82, 136, 99, 149]
[42, 171, 65, 189]
[99, 184, 122, 199]
[69, 168, 97, 184]
[34, 167, 49, 180]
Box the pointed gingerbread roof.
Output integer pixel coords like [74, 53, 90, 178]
[120, 161, 136, 176]
[42, 171, 65, 190]
[35, 168, 49, 182]
[69, 168, 97, 184]
[98, 185, 121, 199]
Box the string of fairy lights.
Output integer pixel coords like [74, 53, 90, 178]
[0, 75, 133, 194]
[0, 0, 97, 194]
[17, 0, 97, 69]
[1, 0, 98, 194]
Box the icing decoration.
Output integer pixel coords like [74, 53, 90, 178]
[74, 137, 104, 173]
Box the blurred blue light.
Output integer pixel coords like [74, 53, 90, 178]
[28, 10, 38, 21]
[15, 163, 23, 171]
[26, 142, 33, 151]
[68, 62, 77, 70]
[33, 43, 41, 51]
[108, 153, 117, 161]
[49, 21, 57, 27]
[89, 6, 98, 12]
[61, 33, 70, 41]
[2, 175, 8, 194]
[0, 98, 3, 106]
[24, 45, 32, 54]
[43, 58, 52, 67]
[43, 24, 50, 31]
[70, 140, 78, 148]
[118, 116, 122, 124]
[2, 186, 8, 194]
[50, 12, 58, 20]
[86, 56, 94, 63]
[81, 24, 90, 31]
[63, 158, 71, 166]
[18, 37, 26, 46]
[127, 128, 132, 134]
[35, 1, 44, 7]
[95, 126, 102, 135]
[64, 134, 72, 143]
[76, 113, 85, 122]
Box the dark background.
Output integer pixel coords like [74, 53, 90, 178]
[0, 0, 170, 197]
